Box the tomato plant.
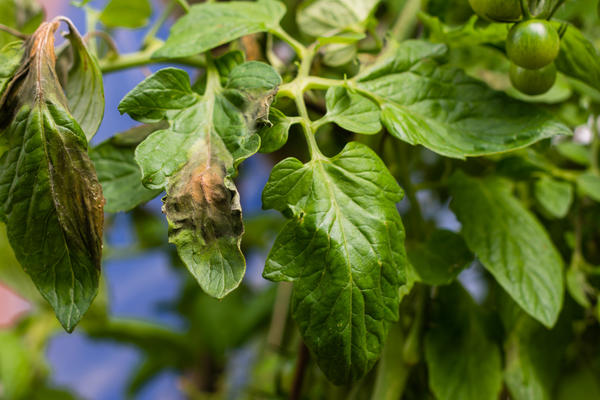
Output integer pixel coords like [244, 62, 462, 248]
[0, 0, 599, 398]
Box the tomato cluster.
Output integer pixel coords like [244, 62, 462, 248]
[468, 0, 560, 95]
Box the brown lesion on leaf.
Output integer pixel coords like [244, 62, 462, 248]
[164, 159, 243, 244]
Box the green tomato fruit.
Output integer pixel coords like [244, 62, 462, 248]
[509, 62, 557, 96]
[506, 20, 560, 69]
[468, 0, 522, 22]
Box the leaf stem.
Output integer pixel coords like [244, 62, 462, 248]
[174, 0, 190, 13]
[270, 26, 308, 60]
[0, 23, 29, 40]
[98, 40, 206, 73]
[519, 0, 533, 19]
[290, 342, 310, 400]
[390, 0, 422, 42]
[142, 0, 176, 49]
[591, 115, 599, 175]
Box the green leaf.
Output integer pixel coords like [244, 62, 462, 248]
[354, 40, 571, 159]
[0, 331, 33, 400]
[56, 19, 105, 140]
[297, 0, 378, 36]
[449, 172, 564, 327]
[258, 108, 293, 153]
[0, 22, 104, 332]
[408, 229, 472, 286]
[99, 0, 152, 29]
[0, 0, 43, 48]
[323, 86, 381, 134]
[420, 13, 510, 46]
[566, 258, 593, 308]
[533, 175, 573, 218]
[555, 141, 592, 166]
[577, 172, 600, 202]
[119, 62, 281, 298]
[555, 24, 600, 92]
[425, 284, 503, 400]
[297, 0, 378, 66]
[154, 0, 286, 59]
[262, 142, 407, 384]
[0, 41, 22, 97]
[503, 308, 571, 400]
[90, 124, 163, 213]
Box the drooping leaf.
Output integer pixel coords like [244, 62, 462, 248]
[90, 124, 164, 213]
[555, 24, 600, 92]
[533, 175, 573, 218]
[56, 19, 104, 140]
[354, 40, 571, 159]
[0, 21, 104, 332]
[258, 108, 293, 153]
[425, 284, 503, 400]
[449, 171, 564, 327]
[323, 86, 381, 134]
[99, 0, 152, 29]
[119, 62, 281, 298]
[154, 0, 286, 59]
[408, 229, 472, 286]
[262, 142, 407, 384]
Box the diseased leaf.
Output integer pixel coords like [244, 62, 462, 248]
[354, 40, 571, 159]
[99, 0, 152, 29]
[533, 175, 573, 218]
[425, 284, 503, 400]
[154, 0, 286, 59]
[56, 19, 104, 140]
[262, 142, 407, 384]
[449, 171, 564, 327]
[0, 22, 104, 332]
[90, 124, 164, 213]
[323, 86, 381, 134]
[555, 24, 600, 92]
[119, 62, 281, 298]
[408, 229, 472, 286]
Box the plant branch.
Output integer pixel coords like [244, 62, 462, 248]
[98, 40, 205, 73]
[520, 0, 533, 19]
[390, 0, 422, 42]
[0, 23, 29, 40]
[142, 0, 177, 48]
[174, 0, 190, 13]
[270, 26, 308, 60]
[548, 0, 567, 19]
[290, 342, 310, 400]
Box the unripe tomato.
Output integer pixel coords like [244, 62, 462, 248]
[509, 62, 557, 95]
[468, 0, 522, 22]
[506, 20, 560, 69]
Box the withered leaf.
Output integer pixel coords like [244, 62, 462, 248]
[119, 62, 281, 298]
[0, 20, 104, 332]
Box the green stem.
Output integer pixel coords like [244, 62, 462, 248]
[174, 0, 190, 13]
[98, 40, 206, 73]
[548, 0, 567, 19]
[270, 26, 308, 60]
[390, 0, 422, 42]
[142, 0, 176, 48]
[591, 115, 599, 175]
[520, 0, 533, 19]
